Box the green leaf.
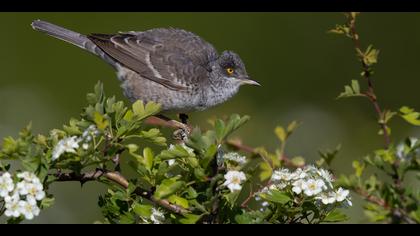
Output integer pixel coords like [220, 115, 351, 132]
[133, 203, 152, 218]
[235, 212, 254, 224]
[143, 147, 154, 171]
[184, 187, 198, 199]
[323, 209, 349, 222]
[260, 189, 291, 205]
[179, 213, 201, 224]
[168, 195, 189, 208]
[40, 197, 55, 208]
[259, 162, 273, 181]
[214, 119, 225, 143]
[158, 144, 194, 160]
[352, 160, 365, 177]
[328, 24, 350, 36]
[132, 100, 145, 115]
[119, 212, 135, 224]
[2, 136, 18, 154]
[153, 177, 185, 200]
[287, 121, 299, 133]
[337, 80, 364, 99]
[318, 144, 341, 166]
[126, 144, 139, 153]
[375, 149, 395, 164]
[399, 106, 420, 126]
[138, 128, 166, 146]
[363, 45, 379, 66]
[351, 79, 360, 94]
[214, 114, 250, 143]
[274, 126, 286, 143]
[93, 111, 109, 130]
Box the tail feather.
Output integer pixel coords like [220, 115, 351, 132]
[31, 20, 118, 68]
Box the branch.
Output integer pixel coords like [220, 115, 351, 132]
[145, 116, 190, 131]
[53, 169, 189, 215]
[346, 13, 391, 149]
[354, 188, 387, 209]
[346, 13, 413, 224]
[240, 180, 272, 209]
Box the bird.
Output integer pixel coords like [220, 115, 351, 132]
[31, 20, 260, 136]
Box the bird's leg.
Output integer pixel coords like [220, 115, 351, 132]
[179, 113, 189, 125]
[155, 114, 191, 142]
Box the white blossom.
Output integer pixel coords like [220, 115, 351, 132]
[303, 179, 325, 196]
[303, 165, 319, 174]
[317, 169, 333, 188]
[317, 192, 336, 205]
[0, 172, 14, 197]
[223, 152, 247, 165]
[271, 168, 292, 181]
[150, 208, 165, 224]
[334, 187, 350, 202]
[17, 172, 39, 183]
[290, 168, 307, 180]
[82, 143, 89, 150]
[167, 159, 176, 166]
[4, 193, 21, 218]
[18, 200, 40, 220]
[52, 136, 80, 160]
[276, 182, 288, 190]
[223, 170, 246, 192]
[291, 179, 306, 194]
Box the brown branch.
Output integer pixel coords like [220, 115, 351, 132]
[240, 180, 272, 209]
[53, 169, 189, 215]
[354, 188, 387, 209]
[346, 13, 414, 224]
[346, 13, 390, 149]
[145, 116, 190, 131]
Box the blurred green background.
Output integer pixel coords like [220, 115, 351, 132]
[1, 12, 420, 223]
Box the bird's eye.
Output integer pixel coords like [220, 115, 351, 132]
[226, 67, 234, 75]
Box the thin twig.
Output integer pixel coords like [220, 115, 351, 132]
[240, 180, 272, 209]
[346, 13, 390, 149]
[53, 169, 189, 215]
[354, 188, 387, 209]
[145, 116, 190, 131]
[346, 13, 411, 223]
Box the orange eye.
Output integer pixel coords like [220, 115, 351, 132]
[226, 68, 234, 75]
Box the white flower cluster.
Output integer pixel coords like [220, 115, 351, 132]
[262, 165, 351, 207]
[223, 170, 247, 192]
[223, 152, 247, 165]
[52, 125, 99, 160]
[0, 171, 46, 220]
[150, 208, 165, 224]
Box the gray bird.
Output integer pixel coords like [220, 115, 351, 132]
[31, 20, 260, 126]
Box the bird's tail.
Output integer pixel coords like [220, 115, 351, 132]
[31, 20, 118, 68]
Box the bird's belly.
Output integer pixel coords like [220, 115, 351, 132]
[118, 69, 203, 113]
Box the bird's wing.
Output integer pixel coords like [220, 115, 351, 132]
[87, 29, 217, 91]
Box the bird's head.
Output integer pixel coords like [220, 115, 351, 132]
[214, 50, 260, 87]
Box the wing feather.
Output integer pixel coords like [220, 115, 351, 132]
[87, 30, 215, 91]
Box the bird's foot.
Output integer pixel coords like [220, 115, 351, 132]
[153, 114, 191, 142]
[172, 124, 191, 142]
[179, 113, 189, 125]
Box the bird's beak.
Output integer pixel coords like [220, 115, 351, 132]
[241, 77, 261, 86]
